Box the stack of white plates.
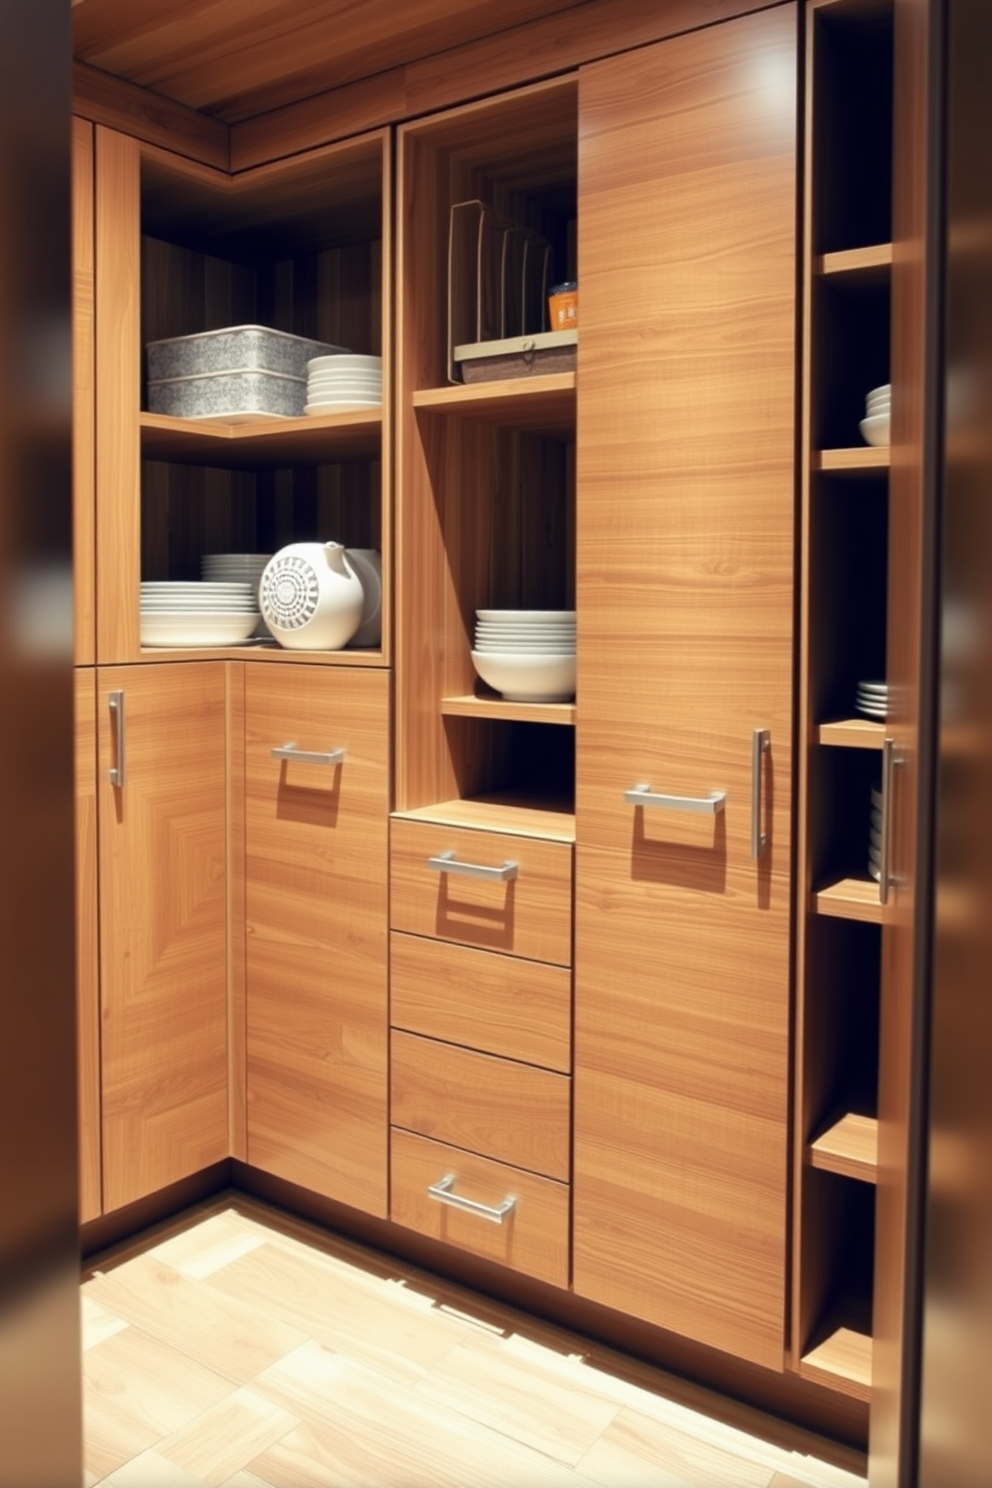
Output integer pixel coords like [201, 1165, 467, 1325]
[869, 784, 883, 882]
[140, 580, 261, 647]
[856, 679, 888, 719]
[860, 383, 890, 447]
[200, 553, 273, 638]
[305, 354, 382, 414]
[470, 609, 576, 702]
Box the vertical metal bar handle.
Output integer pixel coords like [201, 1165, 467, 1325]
[880, 735, 898, 907]
[751, 728, 770, 859]
[108, 690, 125, 788]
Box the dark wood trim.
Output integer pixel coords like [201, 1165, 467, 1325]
[72, 60, 230, 172]
[79, 1162, 233, 1266]
[230, 0, 789, 171]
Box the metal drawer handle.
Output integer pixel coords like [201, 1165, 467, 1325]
[624, 783, 726, 815]
[751, 728, 770, 859]
[271, 743, 345, 766]
[427, 850, 518, 883]
[879, 736, 904, 906]
[108, 690, 125, 788]
[428, 1173, 516, 1224]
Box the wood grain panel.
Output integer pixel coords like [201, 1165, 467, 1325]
[73, 117, 96, 667]
[72, 59, 229, 170]
[94, 126, 142, 663]
[98, 663, 229, 1212]
[390, 1127, 569, 1288]
[76, 668, 101, 1223]
[245, 665, 389, 1216]
[226, 662, 246, 1161]
[390, 931, 571, 1072]
[390, 817, 572, 966]
[391, 1030, 570, 1180]
[572, 7, 797, 1372]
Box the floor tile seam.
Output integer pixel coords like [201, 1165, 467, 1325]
[156, 1412, 303, 1488]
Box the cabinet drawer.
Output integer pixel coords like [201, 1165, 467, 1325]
[391, 1128, 569, 1289]
[390, 932, 571, 1072]
[391, 1031, 570, 1180]
[390, 818, 572, 965]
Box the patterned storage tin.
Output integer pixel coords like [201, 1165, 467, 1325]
[147, 368, 306, 419]
[146, 325, 348, 382]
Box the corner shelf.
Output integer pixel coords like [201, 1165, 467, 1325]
[809, 1112, 879, 1184]
[814, 446, 890, 474]
[440, 694, 576, 726]
[800, 1323, 873, 1402]
[139, 409, 382, 467]
[817, 718, 886, 748]
[412, 373, 575, 435]
[814, 877, 884, 924]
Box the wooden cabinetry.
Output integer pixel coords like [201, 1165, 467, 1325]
[572, 6, 798, 1373]
[794, 0, 895, 1403]
[244, 664, 389, 1214]
[97, 663, 229, 1211]
[75, 669, 101, 1223]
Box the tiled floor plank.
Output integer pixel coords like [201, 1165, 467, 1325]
[155, 1387, 299, 1486]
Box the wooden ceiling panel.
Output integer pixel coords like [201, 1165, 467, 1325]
[72, 0, 583, 122]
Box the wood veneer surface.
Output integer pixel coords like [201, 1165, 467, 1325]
[572, 5, 798, 1372]
[76, 668, 101, 1224]
[98, 663, 229, 1212]
[73, 117, 96, 666]
[244, 665, 389, 1216]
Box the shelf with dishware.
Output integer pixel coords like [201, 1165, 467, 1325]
[139, 408, 382, 465]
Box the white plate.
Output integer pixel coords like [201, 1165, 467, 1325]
[476, 609, 575, 623]
[860, 412, 890, 447]
[140, 613, 261, 646]
[307, 354, 382, 372]
[857, 679, 888, 692]
[475, 626, 576, 639]
[304, 400, 382, 414]
[858, 704, 888, 718]
[868, 860, 881, 883]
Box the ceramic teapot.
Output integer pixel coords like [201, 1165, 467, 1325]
[258, 541, 365, 650]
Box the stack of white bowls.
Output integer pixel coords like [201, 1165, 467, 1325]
[305, 354, 382, 414]
[860, 383, 890, 446]
[470, 609, 576, 702]
[200, 552, 273, 638]
[869, 784, 883, 883]
[856, 678, 888, 719]
[140, 580, 260, 647]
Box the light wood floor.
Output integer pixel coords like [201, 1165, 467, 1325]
[81, 1195, 868, 1488]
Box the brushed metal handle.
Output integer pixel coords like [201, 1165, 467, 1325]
[427, 850, 518, 883]
[428, 1173, 516, 1224]
[751, 728, 770, 859]
[879, 736, 903, 906]
[271, 743, 345, 767]
[624, 784, 726, 815]
[108, 690, 125, 788]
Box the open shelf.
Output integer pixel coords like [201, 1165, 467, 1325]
[800, 1322, 873, 1402]
[394, 793, 575, 843]
[137, 644, 383, 665]
[412, 374, 575, 435]
[815, 446, 890, 474]
[814, 877, 884, 924]
[140, 409, 382, 466]
[818, 718, 886, 748]
[809, 1112, 879, 1184]
[440, 694, 576, 726]
[816, 242, 893, 282]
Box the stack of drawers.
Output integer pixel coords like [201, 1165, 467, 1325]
[389, 818, 573, 1286]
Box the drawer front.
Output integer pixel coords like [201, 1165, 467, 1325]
[390, 932, 572, 1072]
[391, 1031, 570, 1181]
[391, 1128, 569, 1289]
[390, 818, 572, 965]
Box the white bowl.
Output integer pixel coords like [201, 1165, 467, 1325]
[866, 383, 891, 403]
[860, 412, 890, 446]
[476, 609, 574, 623]
[470, 649, 576, 702]
[305, 399, 381, 414]
[307, 354, 382, 372]
[140, 612, 260, 646]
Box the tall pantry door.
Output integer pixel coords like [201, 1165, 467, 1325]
[573, 5, 797, 1369]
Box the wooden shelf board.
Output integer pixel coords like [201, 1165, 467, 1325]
[813, 877, 884, 924]
[394, 793, 575, 843]
[809, 1112, 879, 1183]
[799, 1325, 873, 1403]
[814, 446, 890, 474]
[138, 644, 387, 666]
[817, 717, 886, 749]
[139, 409, 382, 466]
[440, 693, 576, 726]
[815, 242, 893, 281]
[412, 374, 575, 435]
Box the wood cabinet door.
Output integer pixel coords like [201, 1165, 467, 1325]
[98, 662, 229, 1211]
[245, 665, 389, 1216]
[573, 5, 798, 1370]
[76, 669, 101, 1222]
